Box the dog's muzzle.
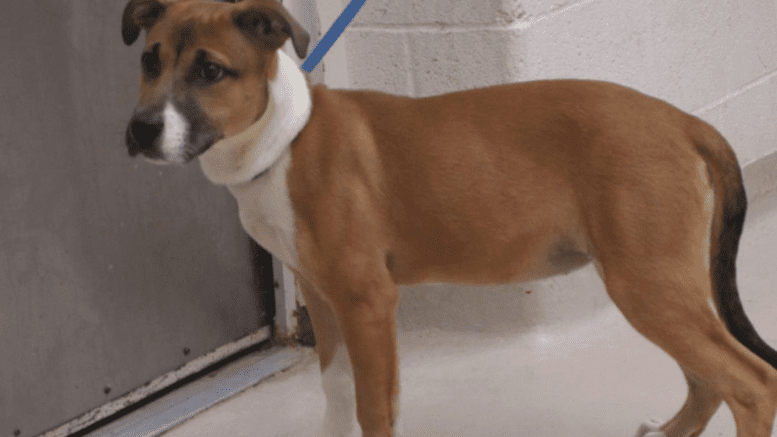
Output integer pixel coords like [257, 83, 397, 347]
[125, 99, 221, 164]
[126, 107, 165, 160]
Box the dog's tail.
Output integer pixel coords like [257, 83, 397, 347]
[693, 120, 777, 370]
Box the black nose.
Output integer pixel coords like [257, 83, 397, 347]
[128, 119, 162, 153]
[126, 110, 163, 157]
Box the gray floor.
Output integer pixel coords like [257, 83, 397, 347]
[150, 197, 777, 437]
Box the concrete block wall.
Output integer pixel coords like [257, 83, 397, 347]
[317, 0, 777, 166]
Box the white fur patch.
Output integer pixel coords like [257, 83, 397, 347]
[198, 50, 312, 185]
[161, 101, 188, 163]
[697, 160, 714, 275]
[197, 50, 310, 270]
[321, 345, 358, 437]
[227, 149, 299, 269]
[697, 160, 718, 319]
[635, 418, 666, 437]
[319, 345, 403, 436]
[197, 50, 311, 268]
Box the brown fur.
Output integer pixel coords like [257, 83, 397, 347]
[286, 82, 777, 436]
[123, 1, 777, 436]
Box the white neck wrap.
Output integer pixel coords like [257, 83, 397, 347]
[198, 50, 312, 186]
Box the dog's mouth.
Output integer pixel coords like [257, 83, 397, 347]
[125, 124, 219, 165]
[125, 101, 222, 164]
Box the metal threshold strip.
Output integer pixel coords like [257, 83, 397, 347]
[40, 327, 302, 437]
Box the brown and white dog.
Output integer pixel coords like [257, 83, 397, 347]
[121, 1, 777, 436]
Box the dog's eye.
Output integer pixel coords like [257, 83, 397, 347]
[141, 49, 161, 79]
[199, 62, 226, 84]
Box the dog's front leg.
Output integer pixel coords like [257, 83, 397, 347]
[297, 276, 359, 436]
[321, 268, 401, 437]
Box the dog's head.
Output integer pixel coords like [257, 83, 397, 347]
[122, 0, 309, 164]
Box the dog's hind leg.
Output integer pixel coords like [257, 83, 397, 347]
[635, 367, 722, 437]
[590, 124, 777, 436]
[602, 262, 777, 437]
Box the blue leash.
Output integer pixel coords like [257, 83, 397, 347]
[301, 0, 367, 72]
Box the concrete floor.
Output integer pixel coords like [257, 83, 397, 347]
[158, 194, 777, 436]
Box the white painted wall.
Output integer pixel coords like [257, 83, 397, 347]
[322, 0, 777, 166]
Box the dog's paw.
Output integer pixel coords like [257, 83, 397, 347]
[634, 418, 666, 437]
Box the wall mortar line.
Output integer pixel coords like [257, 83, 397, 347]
[694, 69, 777, 115]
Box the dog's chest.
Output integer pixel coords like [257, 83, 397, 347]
[226, 149, 298, 269]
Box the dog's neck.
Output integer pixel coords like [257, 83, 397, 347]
[198, 50, 312, 186]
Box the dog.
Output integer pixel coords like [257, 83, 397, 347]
[121, 1, 777, 435]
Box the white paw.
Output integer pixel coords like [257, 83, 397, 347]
[634, 418, 666, 437]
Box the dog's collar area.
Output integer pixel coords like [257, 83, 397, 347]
[249, 120, 304, 182]
[251, 168, 270, 181]
[198, 50, 312, 186]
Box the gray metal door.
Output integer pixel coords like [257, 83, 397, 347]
[0, 2, 272, 436]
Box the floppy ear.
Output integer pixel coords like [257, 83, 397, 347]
[232, 3, 310, 59]
[122, 0, 166, 45]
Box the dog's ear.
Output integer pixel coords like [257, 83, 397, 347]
[122, 0, 166, 46]
[232, 4, 310, 59]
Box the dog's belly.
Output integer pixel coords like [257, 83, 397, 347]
[381, 167, 593, 285]
[388, 231, 592, 285]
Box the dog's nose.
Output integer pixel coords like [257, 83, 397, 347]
[127, 116, 163, 156]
